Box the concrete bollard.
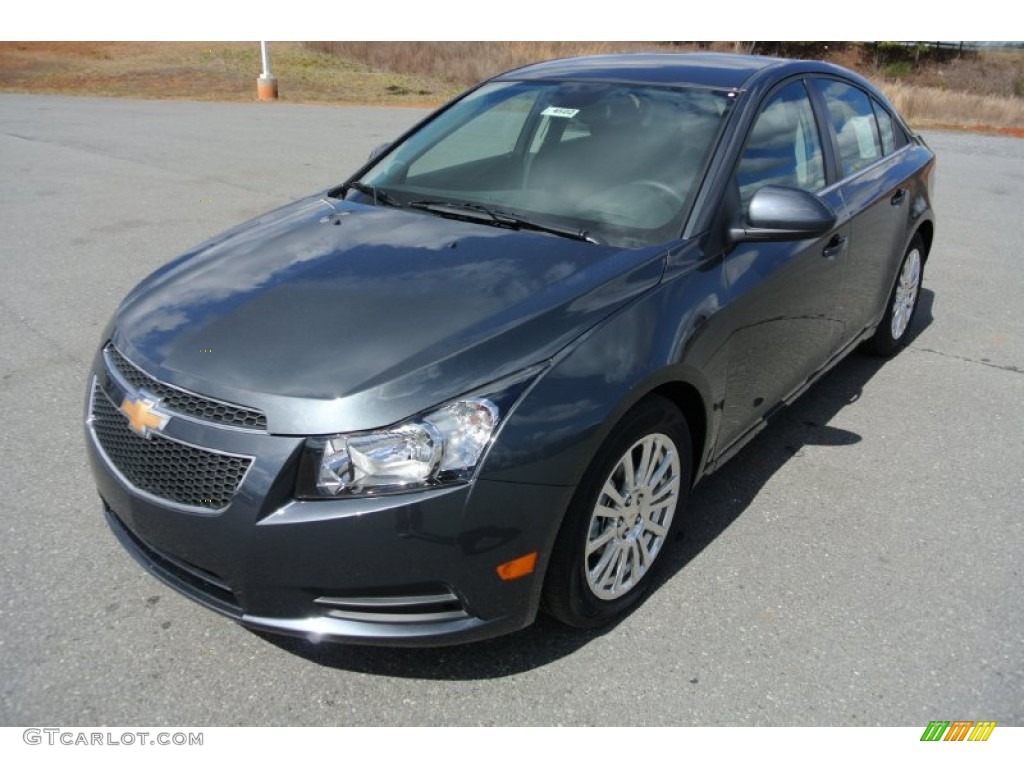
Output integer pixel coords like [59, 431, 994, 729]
[257, 75, 278, 102]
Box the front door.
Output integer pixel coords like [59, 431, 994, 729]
[715, 79, 849, 455]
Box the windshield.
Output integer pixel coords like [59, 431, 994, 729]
[356, 80, 733, 247]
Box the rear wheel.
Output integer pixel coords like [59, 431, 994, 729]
[866, 234, 925, 357]
[543, 396, 691, 628]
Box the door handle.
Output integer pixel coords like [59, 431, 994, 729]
[822, 234, 848, 260]
[890, 189, 907, 206]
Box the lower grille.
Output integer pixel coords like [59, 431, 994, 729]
[90, 382, 251, 510]
[313, 589, 470, 624]
[104, 504, 241, 616]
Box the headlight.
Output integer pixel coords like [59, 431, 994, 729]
[298, 367, 541, 497]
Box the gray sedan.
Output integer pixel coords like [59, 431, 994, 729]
[85, 53, 935, 646]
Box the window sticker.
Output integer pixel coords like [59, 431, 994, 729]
[541, 106, 580, 119]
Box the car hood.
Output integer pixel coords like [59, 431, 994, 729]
[111, 195, 666, 434]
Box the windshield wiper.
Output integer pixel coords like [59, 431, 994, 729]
[407, 200, 597, 243]
[505, 211, 600, 244]
[336, 181, 403, 208]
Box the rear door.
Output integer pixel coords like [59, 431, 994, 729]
[811, 78, 918, 346]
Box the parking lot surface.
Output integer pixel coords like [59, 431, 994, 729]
[0, 94, 1021, 725]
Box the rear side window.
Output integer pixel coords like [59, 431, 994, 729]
[872, 99, 896, 155]
[891, 116, 910, 148]
[818, 80, 882, 177]
[736, 80, 826, 205]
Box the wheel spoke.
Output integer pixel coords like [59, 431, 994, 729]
[622, 449, 637, 493]
[649, 501, 675, 523]
[906, 251, 921, 287]
[600, 479, 627, 508]
[647, 451, 673, 487]
[892, 303, 906, 337]
[586, 526, 616, 555]
[645, 518, 668, 538]
[627, 541, 643, 581]
[611, 547, 628, 593]
[598, 546, 620, 592]
[636, 439, 653, 487]
[594, 503, 620, 518]
[649, 479, 678, 506]
[591, 541, 619, 587]
[636, 539, 652, 571]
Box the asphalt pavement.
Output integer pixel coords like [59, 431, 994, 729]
[0, 93, 1021, 726]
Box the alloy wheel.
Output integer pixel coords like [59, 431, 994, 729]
[584, 433, 681, 601]
[891, 248, 922, 340]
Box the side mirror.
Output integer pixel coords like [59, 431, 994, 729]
[367, 142, 391, 161]
[729, 185, 836, 242]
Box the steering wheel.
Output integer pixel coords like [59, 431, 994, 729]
[620, 180, 687, 209]
[576, 180, 687, 230]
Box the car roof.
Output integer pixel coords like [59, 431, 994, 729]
[496, 53, 846, 92]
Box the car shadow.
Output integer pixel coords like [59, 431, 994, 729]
[256, 290, 934, 678]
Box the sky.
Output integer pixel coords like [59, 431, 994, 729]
[4, 1, 1014, 43]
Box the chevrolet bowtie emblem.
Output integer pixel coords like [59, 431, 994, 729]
[119, 393, 170, 438]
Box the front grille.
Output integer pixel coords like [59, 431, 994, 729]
[105, 345, 267, 430]
[90, 383, 251, 510]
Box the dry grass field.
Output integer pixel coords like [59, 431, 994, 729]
[1, 41, 1021, 134]
[0, 41, 461, 106]
[883, 82, 1024, 134]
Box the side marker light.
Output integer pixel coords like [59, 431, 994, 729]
[496, 552, 538, 581]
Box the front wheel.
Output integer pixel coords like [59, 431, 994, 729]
[866, 234, 925, 357]
[542, 396, 692, 628]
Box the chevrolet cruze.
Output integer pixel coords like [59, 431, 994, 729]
[85, 53, 936, 646]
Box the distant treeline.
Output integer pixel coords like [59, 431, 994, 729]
[682, 41, 1023, 61]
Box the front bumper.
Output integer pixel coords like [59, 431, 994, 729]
[85, 357, 574, 647]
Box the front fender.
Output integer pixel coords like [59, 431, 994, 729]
[480, 240, 727, 491]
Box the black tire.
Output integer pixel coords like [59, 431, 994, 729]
[542, 395, 692, 628]
[865, 233, 925, 357]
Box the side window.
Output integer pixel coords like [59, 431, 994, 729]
[736, 81, 826, 205]
[872, 99, 896, 155]
[891, 118, 910, 148]
[819, 80, 882, 177]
